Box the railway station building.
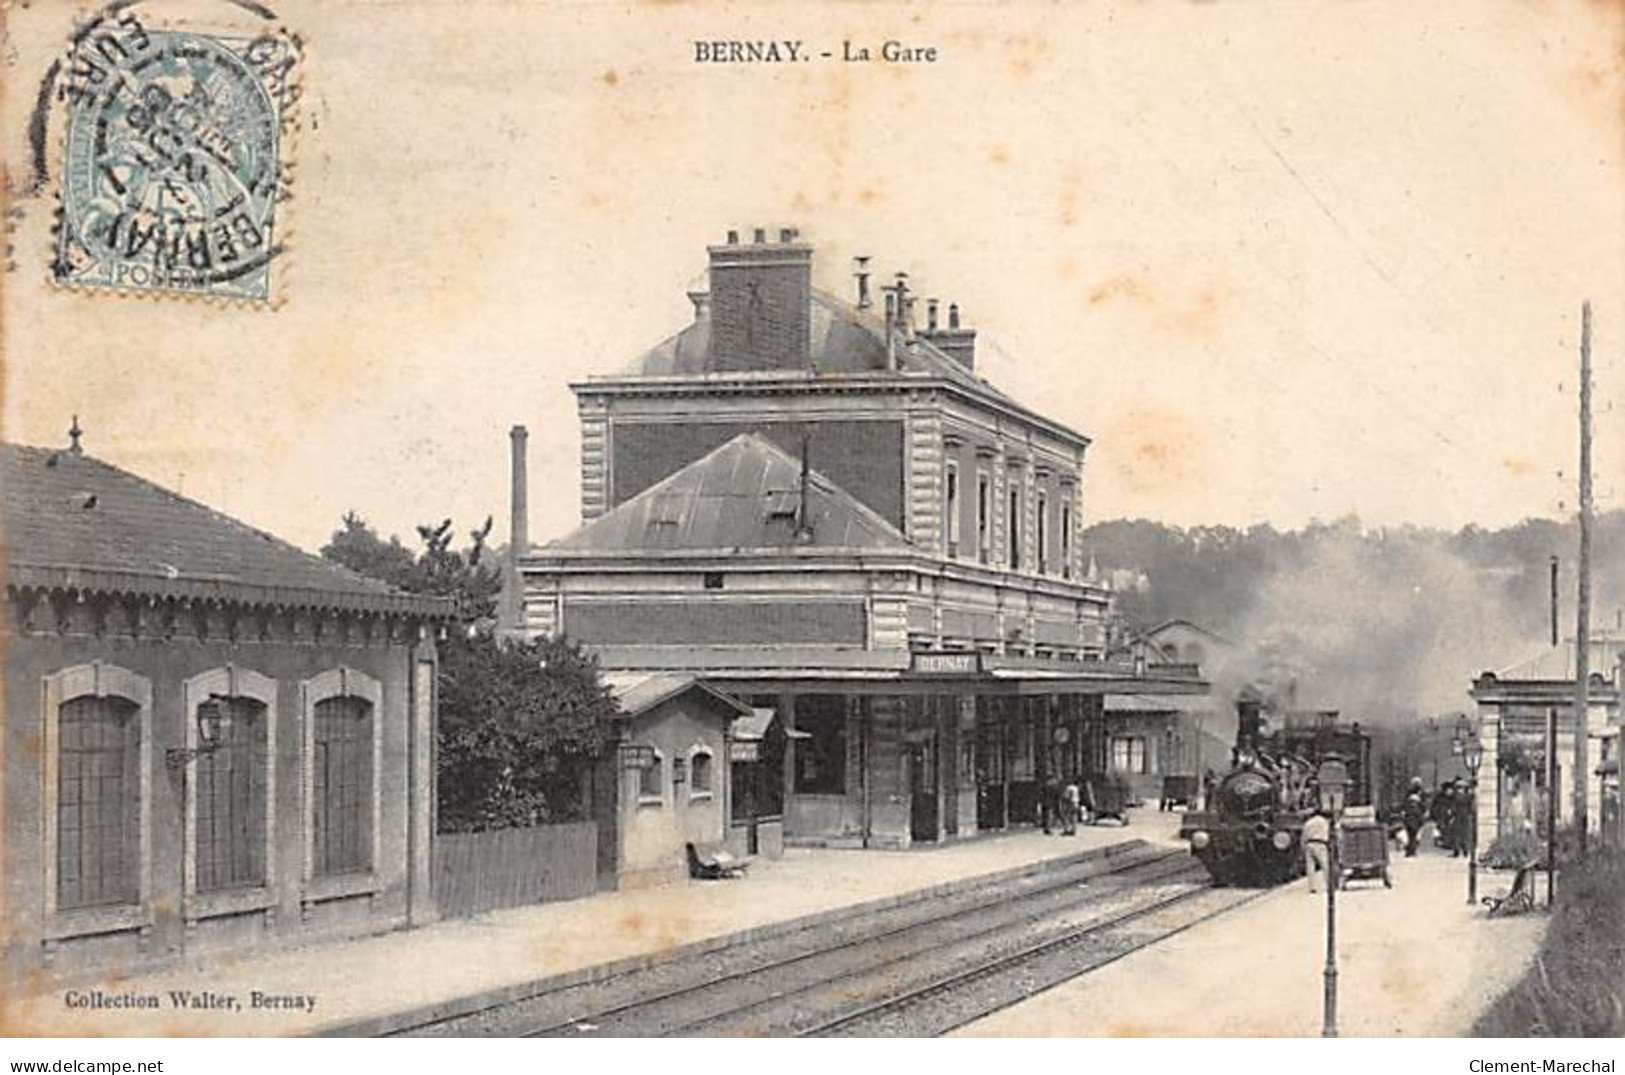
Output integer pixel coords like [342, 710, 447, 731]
[1470, 636, 1624, 847]
[515, 227, 1205, 853]
[2, 437, 450, 986]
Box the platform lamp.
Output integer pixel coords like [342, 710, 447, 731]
[1316, 755, 1350, 1038]
[165, 693, 233, 771]
[1454, 714, 1484, 906]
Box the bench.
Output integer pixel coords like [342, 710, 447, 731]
[1482, 861, 1544, 917]
[686, 842, 750, 880]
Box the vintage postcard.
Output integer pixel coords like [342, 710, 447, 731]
[2, 0, 1622, 1051]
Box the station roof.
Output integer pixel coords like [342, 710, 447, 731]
[543, 433, 910, 555]
[1, 443, 451, 617]
[603, 671, 754, 720]
[1488, 636, 1625, 682]
[627, 287, 1007, 401]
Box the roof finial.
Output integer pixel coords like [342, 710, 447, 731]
[68, 415, 84, 455]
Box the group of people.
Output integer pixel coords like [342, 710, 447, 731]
[1398, 775, 1475, 858]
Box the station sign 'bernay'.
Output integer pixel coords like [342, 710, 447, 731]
[911, 652, 982, 675]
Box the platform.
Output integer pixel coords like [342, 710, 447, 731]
[3, 813, 1177, 1037]
[954, 841, 1549, 1037]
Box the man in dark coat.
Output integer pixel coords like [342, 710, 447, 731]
[1432, 780, 1460, 854]
[1401, 777, 1428, 858]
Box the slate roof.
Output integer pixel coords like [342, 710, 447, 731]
[628, 287, 1011, 402]
[1, 443, 450, 616]
[1490, 635, 1625, 682]
[543, 433, 910, 554]
[602, 671, 753, 720]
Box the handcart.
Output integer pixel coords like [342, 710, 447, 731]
[1336, 812, 1392, 889]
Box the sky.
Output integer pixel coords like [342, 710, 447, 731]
[4, 0, 1623, 555]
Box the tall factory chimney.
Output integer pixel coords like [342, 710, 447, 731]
[508, 424, 529, 632]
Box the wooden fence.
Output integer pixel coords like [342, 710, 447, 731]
[432, 822, 599, 919]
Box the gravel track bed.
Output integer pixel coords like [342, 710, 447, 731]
[399, 844, 1177, 1037]
[672, 870, 1208, 1037]
[816, 885, 1265, 1037]
[543, 854, 1195, 1038]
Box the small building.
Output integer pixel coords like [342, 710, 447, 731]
[1469, 636, 1624, 845]
[2, 438, 450, 986]
[1105, 621, 1243, 802]
[606, 673, 759, 888]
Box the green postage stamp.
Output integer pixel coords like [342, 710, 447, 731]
[53, 10, 299, 302]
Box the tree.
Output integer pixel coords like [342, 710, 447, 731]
[436, 633, 616, 831]
[321, 512, 619, 832]
[321, 511, 416, 591]
[321, 512, 501, 628]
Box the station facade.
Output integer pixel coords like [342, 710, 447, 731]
[517, 228, 1205, 850]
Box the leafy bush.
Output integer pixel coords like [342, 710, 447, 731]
[436, 633, 617, 833]
[1473, 850, 1625, 1037]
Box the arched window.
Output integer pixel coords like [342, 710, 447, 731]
[183, 667, 277, 911]
[302, 668, 382, 888]
[690, 748, 714, 798]
[43, 663, 153, 936]
[313, 696, 373, 876]
[58, 695, 141, 909]
[196, 696, 270, 892]
[638, 750, 664, 803]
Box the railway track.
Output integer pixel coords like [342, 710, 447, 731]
[808, 883, 1266, 1036]
[394, 842, 1258, 1038]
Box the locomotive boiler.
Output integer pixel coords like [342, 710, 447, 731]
[1180, 693, 1373, 886]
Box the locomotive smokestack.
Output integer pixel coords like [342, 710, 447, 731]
[1235, 689, 1264, 761]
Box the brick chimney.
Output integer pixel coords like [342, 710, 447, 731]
[706, 226, 812, 371]
[919, 301, 977, 371]
[506, 424, 530, 635]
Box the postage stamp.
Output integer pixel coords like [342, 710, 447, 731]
[52, 11, 299, 302]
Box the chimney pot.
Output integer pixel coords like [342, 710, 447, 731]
[779, 227, 796, 243]
[927, 298, 939, 332]
[726, 229, 739, 244]
[948, 303, 961, 329]
[854, 255, 872, 310]
[753, 227, 767, 244]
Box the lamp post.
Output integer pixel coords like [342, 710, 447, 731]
[1454, 715, 1484, 906]
[1317, 756, 1349, 1038]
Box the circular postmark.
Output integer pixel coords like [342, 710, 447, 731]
[55, 16, 297, 301]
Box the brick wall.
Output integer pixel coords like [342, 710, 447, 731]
[564, 599, 866, 646]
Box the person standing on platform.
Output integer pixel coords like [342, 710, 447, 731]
[1303, 809, 1333, 893]
[1430, 780, 1456, 852]
[1061, 780, 1080, 835]
[1040, 774, 1059, 834]
[1450, 782, 1473, 859]
[1401, 780, 1427, 858]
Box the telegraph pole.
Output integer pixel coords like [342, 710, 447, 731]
[1573, 301, 1593, 856]
[1548, 556, 1559, 905]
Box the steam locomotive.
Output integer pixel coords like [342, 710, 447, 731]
[1179, 693, 1373, 886]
